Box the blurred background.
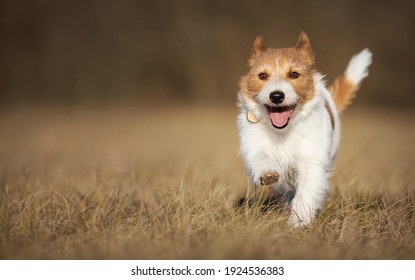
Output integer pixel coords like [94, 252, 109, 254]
[1, 0, 414, 108]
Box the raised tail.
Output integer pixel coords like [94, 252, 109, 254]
[328, 48, 373, 113]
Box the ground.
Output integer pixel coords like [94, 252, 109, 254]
[0, 105, 414, 259]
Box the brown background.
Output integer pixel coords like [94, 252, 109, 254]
[1, 0, 414, 108]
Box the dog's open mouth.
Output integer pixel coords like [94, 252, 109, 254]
[265, 104, 297, 129]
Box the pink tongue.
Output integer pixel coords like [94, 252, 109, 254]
[269, 111, 293, 128]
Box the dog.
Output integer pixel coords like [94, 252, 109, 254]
[236, 32, 372, 227]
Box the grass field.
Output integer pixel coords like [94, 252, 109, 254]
[0, 105, 414, 259]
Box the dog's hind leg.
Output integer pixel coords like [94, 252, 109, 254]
[287, 162, 330, 227]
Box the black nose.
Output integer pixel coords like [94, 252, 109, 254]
[269, 91, 285, 104]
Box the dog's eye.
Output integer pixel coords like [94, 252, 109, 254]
[258, 72, 268, 80]
[289, 71, 299, 79]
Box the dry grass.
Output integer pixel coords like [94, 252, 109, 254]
[0, 105, 414, 259]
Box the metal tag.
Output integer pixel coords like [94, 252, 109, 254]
[246, 110, 259, 123]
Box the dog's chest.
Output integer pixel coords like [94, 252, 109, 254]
[265, 127, 303, 162]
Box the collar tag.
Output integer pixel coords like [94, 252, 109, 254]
[246, 110, 259, 123]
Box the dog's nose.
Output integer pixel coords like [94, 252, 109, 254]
[269, 91, 285, 104]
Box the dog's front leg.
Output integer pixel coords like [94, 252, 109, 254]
[238, 117, 281, 187]
[242, 149, 280, 187]
[287, 162, 329, 227]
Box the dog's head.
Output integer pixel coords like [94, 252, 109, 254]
[239, 32, 317, 130]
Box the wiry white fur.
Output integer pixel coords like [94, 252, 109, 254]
[237, 52, 370, 227]
[345, 48, 373, 85]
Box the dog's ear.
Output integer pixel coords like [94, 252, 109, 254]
[249, 36, 266, 65]
[252, 36, 266, 56]
[296, 31, 314, 63]
[296, 31, 311, 51]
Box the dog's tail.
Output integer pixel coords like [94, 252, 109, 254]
[328, 48, 372, 113]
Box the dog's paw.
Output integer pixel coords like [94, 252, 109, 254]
[259, 171, 279, 186]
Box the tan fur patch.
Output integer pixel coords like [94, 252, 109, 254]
[328, 76, 358, 113]
[324, 100, 335, 130]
